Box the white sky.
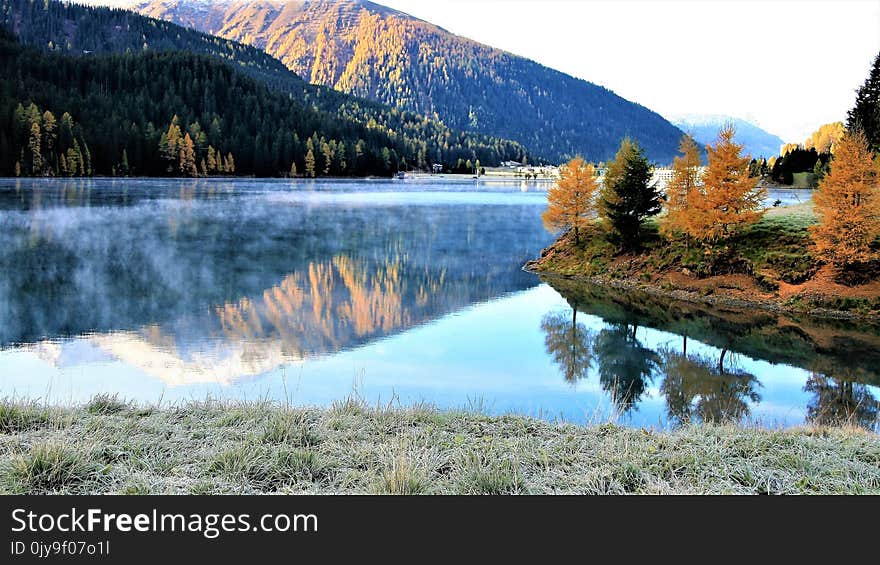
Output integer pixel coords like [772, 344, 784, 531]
[379, 0, 880, 143]
[88, 0, 880, 143]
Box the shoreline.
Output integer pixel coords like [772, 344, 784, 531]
[523, 263, 880, 322]
[1, 397, 878, 495]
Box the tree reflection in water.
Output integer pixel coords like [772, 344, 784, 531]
[541, 309, 594, 385]
[805, 372, 879, 428]
[542, 277, 880, 430]
[593, 323, 658, 414]
[660, 342, 761, 426]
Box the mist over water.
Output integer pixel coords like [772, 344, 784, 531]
[0, 177, 876, 429]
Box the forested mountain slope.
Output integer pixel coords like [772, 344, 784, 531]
[0, 0, 528, 174]
[134, 0, 686, 163]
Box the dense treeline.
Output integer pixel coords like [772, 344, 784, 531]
[0, 31, 523, 176]
[7, 101, 91, 176]
[0, 0, 528, 175]
[135, 0, 686, 164]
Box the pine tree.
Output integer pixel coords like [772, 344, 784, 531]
[305, 148, 316, 177]
[81, 142, 92, 176]
[66, 145, 79, 177]
[207, 145, 217, 173]
[661, 135, 702, 241]
[41, 111, 57, 175]
[541, 157, 598, 244]
[321, 141, 332, 175]
[14, 161, 21, 177]
[335, 140, 347, 173]
[809, 130, 880, 270]
[179, 133, 198, 177]
[159, 117, 183, 174]
[225, 152, 235, 174]
[847, 52, 880, 152]
[27, 121, 42, 176]
[290, 161, 298, 177]
[600, 138, 662, 249]
[686, 125, 765, 244]
[120, 149, 129, 176]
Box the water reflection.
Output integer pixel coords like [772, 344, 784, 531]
[805, 373, 880, 428]
[594, 323, 659, 414]
[541, 310, 593, 384]
[659, 347, 761, 426]
[0, 178, 552, 384]
[2, 178, 875, 429]
[543, 277, 880, 428]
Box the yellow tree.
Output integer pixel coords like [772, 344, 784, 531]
[542, 156, 598, 244]
[809, 130, 880, 269]
[686, 125, 765, 243]
[661, 135, 702, 241]
[179, 133, 198, 177]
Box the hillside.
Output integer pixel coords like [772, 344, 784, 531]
[132, 0, 686, 163]
[0, 30, 409, 176]
[0, 0, 528, 173]
[673, 115, 786, 159]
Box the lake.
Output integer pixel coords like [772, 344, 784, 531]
[1, 177, 876, 430]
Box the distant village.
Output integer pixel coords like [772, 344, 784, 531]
[495, 160, 700, 191]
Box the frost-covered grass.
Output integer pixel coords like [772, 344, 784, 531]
[1, 396, 878, 495]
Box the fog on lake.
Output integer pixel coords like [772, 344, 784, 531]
[0, 177, 875, 429]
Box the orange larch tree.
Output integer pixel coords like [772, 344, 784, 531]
[809, 130, 880, 269]
[686, 125, 766, 244]
[542, 156, 598, 244]
[661, 134, 702, 241]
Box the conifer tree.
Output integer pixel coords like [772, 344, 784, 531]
[179, 132, 198, 177]
[290, 161, 298, 177]
[159, 117, 183, 174]
[848, 52, 880, 152]
[661, 135, 702, 241]
[809, 130, 880, 269]
[207, 145, 217, 173]
[600, 138, 662, 249]
[27, 121, 41, 175]
[321, 141, 332, 175]
[225, 152, 235, 174]
[41, 111, 57, 174]
[685, 125, 765, 244]
[542, 156, 598, 244]
[305, 148, 316, 177]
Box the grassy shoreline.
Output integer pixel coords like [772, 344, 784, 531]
[527, 204, 880, 320]
[2, 396, 879, 494]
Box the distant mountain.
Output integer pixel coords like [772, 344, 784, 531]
[1, 0, 528, 174]
[132, 0, 686, 163]
[673, 115, 786, 159]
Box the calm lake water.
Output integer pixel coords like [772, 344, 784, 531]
[0, 177, 876, 429]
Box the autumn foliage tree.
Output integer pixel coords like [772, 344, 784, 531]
[542, 157, 599, 244]
[685, 125, 765, 244]
[809, 130, 880, 270]
[660, 134, 702, 241]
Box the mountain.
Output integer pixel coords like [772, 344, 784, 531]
[131, 0, 686, 163]
[0, 0, 528, 175]
[673, 115, 786, 159]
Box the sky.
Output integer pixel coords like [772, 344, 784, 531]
[89, 0, 880, 143]
[377, 0, 880, 143]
